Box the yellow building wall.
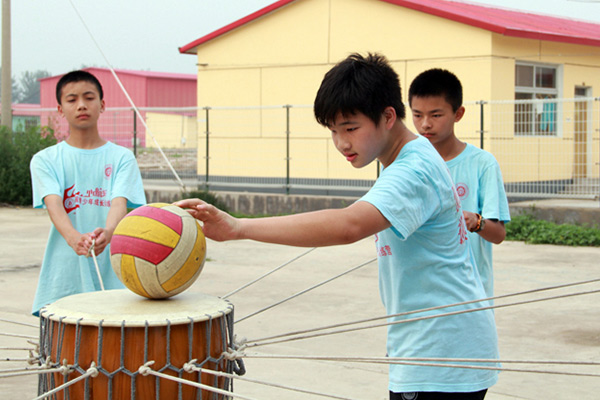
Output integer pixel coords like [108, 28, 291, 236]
[191, 0, 600, 185]
[145, 112, 198, 149]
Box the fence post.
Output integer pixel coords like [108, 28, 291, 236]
[597, 97, 600, 206]
[132, 109, 137, 157]
[204, 106, 211, 190]
[477, 100, 486, 149]
[284, 105, 291, 195]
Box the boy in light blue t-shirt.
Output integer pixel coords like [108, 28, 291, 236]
[30, 70, 146, 316]
[409, 68, 511, 298]
[176, 53, 499, 399]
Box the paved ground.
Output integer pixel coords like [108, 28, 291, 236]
[1, 206, 599, 399]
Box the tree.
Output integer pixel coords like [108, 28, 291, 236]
[16, 70, 50, 104]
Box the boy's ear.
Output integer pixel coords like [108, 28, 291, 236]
[100, 99, 106, 113]
[454, 106, 466, 122]
[57, 104, 63, 117]
[383, 106, 397, 129]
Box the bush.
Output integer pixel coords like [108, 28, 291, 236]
[178, 187, 230, 213]
[506, 213, 600, 246]
[0, 126, 56, 206]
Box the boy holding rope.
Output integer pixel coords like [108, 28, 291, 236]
[29, 70, 146, 316]
[176, 53, 498, 399]
[408, 68, 510, 298]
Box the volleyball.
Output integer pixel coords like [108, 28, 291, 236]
[110, 203, 206, 299]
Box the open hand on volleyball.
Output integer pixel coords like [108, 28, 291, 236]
[174, 198, 241, 242]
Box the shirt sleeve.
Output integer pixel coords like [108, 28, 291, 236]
[360, 165, 439, 240]
[478, 156, 511, 223]
[30, 151, 62, 209]
[110, 150, 146, 208]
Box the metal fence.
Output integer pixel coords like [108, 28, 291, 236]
[20, 97, 600, 200]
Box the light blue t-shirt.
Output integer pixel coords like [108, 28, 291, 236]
[30, 141, 146, 315]
[448, 143, 510, 297]
[360, 136, 499, 393]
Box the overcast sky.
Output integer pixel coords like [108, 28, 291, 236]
[5, 0, 600, 80]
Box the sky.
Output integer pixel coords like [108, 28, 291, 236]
[4, 0, 600, 80]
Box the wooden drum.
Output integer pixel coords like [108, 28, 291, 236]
[38, 289, 236, 399]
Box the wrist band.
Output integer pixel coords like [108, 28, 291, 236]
[473, 213, 485, 233]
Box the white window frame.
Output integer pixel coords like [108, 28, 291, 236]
[514, 62, 563, 137]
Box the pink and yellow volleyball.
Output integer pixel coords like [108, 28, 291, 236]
[110, 203, 206, 299]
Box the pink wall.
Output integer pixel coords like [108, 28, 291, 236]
[39, 67, 196, 148]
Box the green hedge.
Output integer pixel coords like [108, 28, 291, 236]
[0, 126, 56, 206]
[506, 214, 600, 246]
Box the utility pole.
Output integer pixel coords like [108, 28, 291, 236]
[1, 0, 11, 129]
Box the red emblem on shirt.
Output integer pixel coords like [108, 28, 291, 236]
[63, 184, 80, 214]
[104, 164, 113, 179]
[455, 183, 469, 200]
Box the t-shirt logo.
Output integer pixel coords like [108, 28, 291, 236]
[455, 182, 469, 200]
[63, 184, 80, 214]
[104, 164, 113, 179]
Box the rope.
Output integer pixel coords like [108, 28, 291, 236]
[33, 362, 97, 400]
[138, 361, 257, 400]
[184, 360, 359, 400]
[246, 288, 600, 348]
[0, 332, 37, 340]
[244, 354, 600, 378]
[223, 247, 317, 299]
[87, 238, 105, 291]
[67, 0, 187, 192]
[235, 258, 376, 324]
[0, 318, 38, 329]
[246, 278, 600, 345]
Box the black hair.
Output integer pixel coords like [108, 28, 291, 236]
[408, 68, 463, 112]
[55, 70, 104, 104]
[314, 52, 405, 127]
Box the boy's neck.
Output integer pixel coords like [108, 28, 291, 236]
[380, 122, 418, 168]
[433, 136, 466, 161]
[65, 128, 106, 149]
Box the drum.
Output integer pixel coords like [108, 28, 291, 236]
[38, 289, 236, 399]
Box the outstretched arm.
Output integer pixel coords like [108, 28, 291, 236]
[45, 194, 94, 256]
[174, 199, 390, 247]
[91, 197, 129, 255]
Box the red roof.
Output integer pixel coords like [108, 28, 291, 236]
[179, 0, 600, 54]
[40, 67, 196, 82]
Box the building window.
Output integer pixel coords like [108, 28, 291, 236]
[514, 63, 560, 136]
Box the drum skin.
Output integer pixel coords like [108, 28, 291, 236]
[38, 289, 234, 399]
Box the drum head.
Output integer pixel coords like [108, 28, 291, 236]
[39, 289, 232, 327]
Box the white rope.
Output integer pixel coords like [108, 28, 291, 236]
[66, 0, 186, 192]
[138, 361, 257, 400]
[235, 258, 376, 324]
[87, 238, 105, 291]
[184, 360, 359, 400]
[247, 278, 600, 345]
[0, 332, 37, 340]
[33, 362, 97, 400]
[244, 354, 600, 378]
[0, 366, 63, 379]
[0, 318, 38, 329]
[0, 347, 35, 351]
[246, 288, 600, 348]
[223, 247, 317, 299]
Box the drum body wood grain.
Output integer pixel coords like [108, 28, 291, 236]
[38, 289, 235, 399]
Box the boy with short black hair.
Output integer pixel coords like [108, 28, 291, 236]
[176, 53, 498, 399]
[30, 70, 146, 316]
[409, 68, 510, 297]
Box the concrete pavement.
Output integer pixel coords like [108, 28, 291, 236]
[1, 206, 599, 399]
